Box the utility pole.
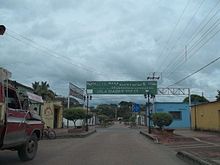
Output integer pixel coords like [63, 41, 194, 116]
[146, 72, 159, 134]
[144, 90, 151, 134]
[84, 94, 92, 132]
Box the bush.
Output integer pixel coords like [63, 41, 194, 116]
[152, 112, 173, 130]
[129, 116, 136, 128]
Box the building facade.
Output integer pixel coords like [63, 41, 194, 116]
[153, 102, 190, 128]
[9, 80, 63, 129]
[191, 101, 220, 132]
[42, 102, 63, 129]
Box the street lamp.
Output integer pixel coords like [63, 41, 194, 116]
[0, 25, 6, 35]
[84, 94, 92, 132]
[144, 90, 151, 134]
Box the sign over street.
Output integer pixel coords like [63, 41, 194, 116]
[86, 81, 157, 95]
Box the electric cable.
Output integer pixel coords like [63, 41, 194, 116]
[161, 0, 206, 72]
[168, 55, 220, 87]
[166, 23, 220, 79]
[162, 0, 220, 76]
[157, 0, 191, 72]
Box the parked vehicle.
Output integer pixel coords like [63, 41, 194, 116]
[0, 68, 44, 161]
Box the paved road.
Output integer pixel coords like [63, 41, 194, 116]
[0, 123, 187, 165]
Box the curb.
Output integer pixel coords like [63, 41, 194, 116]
[176, 151, 214, 165]
[55, 129, 96, 139]
[140, 131, 159, 143]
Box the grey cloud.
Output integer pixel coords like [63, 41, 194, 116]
[1, 0, 220, 104]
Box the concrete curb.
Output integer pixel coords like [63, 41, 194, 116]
[176, 151, 214, 165]
[140, 131, 159, 143]
[55, 129, 96, 139]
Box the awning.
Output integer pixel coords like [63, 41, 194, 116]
[27, 92, 43, 103]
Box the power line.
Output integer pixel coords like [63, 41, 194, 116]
[164, 14, 220, 78]
[186, 0, 220, 46]
[6, 30, 100, 74]
[166, 23, 220, 79]
[162, 1, 220, 76]
[164, 17, 220, 75]
[161, 0, 205, 73]
[157, 0, 191, 72]
[168, 55, 220, 87]
[5, 29, 138, 77]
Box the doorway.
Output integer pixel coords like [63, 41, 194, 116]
[53, 108, 59, 128]
[218, 110, 220, 130]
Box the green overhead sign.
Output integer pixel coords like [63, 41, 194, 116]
[86, 81, 157, 95]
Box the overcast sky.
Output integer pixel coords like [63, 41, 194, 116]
[1, 0, 220, 105]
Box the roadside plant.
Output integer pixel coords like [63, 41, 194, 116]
[152, 112, 173, 130]
[129, 116, 136, 127]
[63, 108, 86, 128]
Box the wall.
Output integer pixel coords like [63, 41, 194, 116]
[191, 101, 220, 131]
[154, 102, 190, 128]
[42, 102, 63, 129]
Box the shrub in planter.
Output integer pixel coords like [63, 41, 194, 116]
[152, 112, 173, 130]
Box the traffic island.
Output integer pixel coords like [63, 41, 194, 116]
[53, 128, 96, 139]
[140, 129, 180, 144]
[140, 130, 159, 143]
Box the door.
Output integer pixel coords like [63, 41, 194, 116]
[3, 87, 26, 146]
[219, 110, 220, 130]
[53, 108, 58, 128]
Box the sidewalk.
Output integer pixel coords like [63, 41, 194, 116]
[140, 128, 220, 165]
[175, 129, 220, 165]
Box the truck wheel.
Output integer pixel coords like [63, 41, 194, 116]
[17, 133, 38, 161]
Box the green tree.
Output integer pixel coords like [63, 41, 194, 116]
[129, 116, 136, 127]
[63, 107, 86, 128]
[183, 94, 208, 104]
[32, 81, 55, 101]
[118, 101, 133, 120]
[152, 112, 173, 130]
[216, 90, 220, 101]
[96, 104, 115, 119]
[97, 114, 109, 126]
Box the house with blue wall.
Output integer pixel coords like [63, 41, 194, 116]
[153, 102, 190, 128]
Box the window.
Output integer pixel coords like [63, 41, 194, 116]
[157, 108, 163, 112]
[6, 88, 21, 109]
[169, 111, 182, 120]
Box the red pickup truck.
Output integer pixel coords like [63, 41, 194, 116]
[0, 68, 44, 161]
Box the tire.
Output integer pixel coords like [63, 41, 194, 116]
[48, 130, 56, 139]
[17, 133, 38, 161]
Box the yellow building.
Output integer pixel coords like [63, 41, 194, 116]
[191, 101, 220, 132]
[42, 101, 63, 129]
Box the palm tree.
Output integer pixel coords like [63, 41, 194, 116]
[32, 81, 55, 101]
